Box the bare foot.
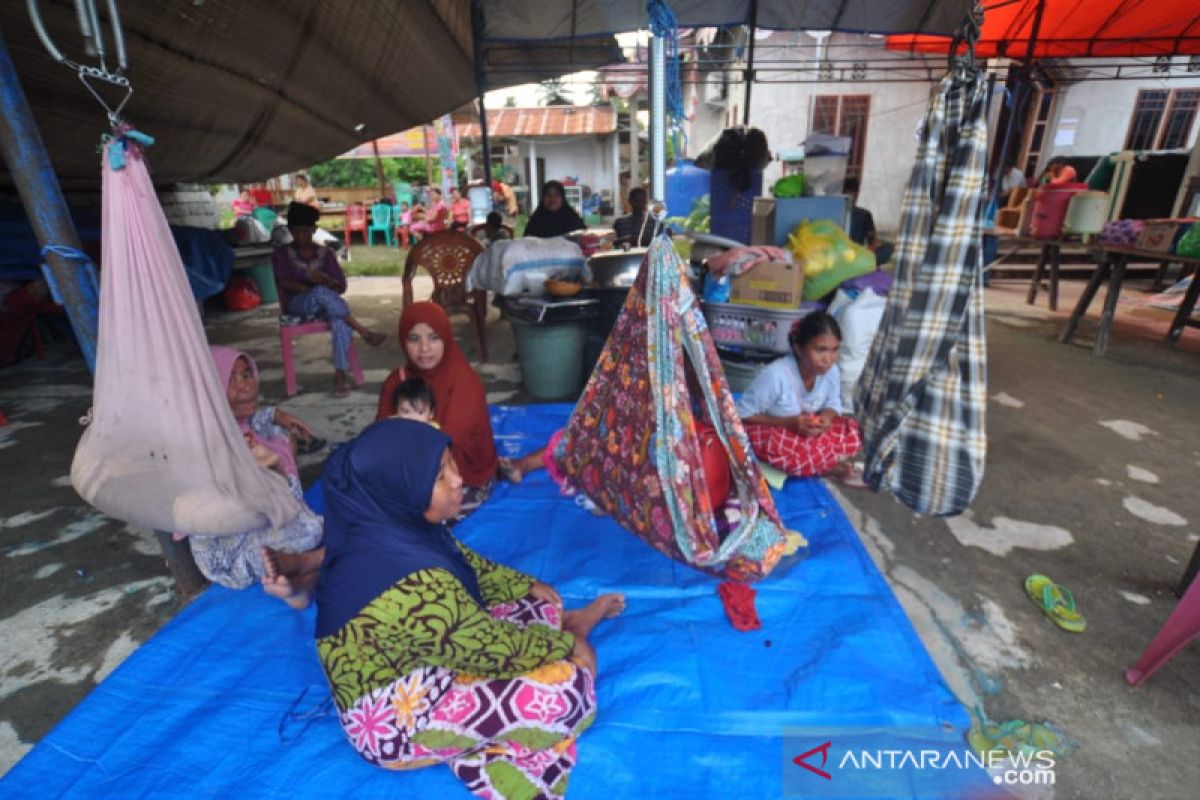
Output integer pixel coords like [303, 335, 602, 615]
[333, 371, 351, 399]
[826, 461, 868, 489]
[363, 330, 388, 348]
[261, 546, 323, 610]
[498, 457, 524, 484]
[563, 593, 625, 637]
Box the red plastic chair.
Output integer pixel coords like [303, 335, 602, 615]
[1124, 575, 1200, 686]
[344, 203, 368, 252]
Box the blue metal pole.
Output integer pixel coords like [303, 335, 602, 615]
[0, 31, 98, 373]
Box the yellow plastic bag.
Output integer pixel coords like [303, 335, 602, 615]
[786, 219, 876, 300]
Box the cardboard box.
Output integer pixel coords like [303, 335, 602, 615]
[729, 259, 805, 309]
[751, 197, 776, 245]
[750, 196, 853, 245]
[1135, 219, 1194, 253]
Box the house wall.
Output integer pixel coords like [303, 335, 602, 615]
[1046, 62, 1200, 167]
[717, 31, 941, 233]
[512, 135, 619, 213]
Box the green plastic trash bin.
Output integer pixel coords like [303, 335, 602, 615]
[242, 261, 279, 305]
[510, 318, 587, 400]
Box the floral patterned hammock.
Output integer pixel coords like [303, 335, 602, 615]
[552, 237, 791, 581]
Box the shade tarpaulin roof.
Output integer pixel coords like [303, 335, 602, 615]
[1, 0, 619, 188]
[888, 0, 1200, 58]
[482, 0, 968, 40]
[2, 1, 968, 189]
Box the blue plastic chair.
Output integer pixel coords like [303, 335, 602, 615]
[367, 202, 395, 246]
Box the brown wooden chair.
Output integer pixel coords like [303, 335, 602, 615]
[402, 230, 489, 360]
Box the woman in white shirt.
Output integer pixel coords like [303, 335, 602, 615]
[736, 311, 862, 480]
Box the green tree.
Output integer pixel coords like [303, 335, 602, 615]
[504, 95, 517, 108]
[307, 157, 438, 188]
[588, 75, 605, 105]
[538, 78, 572, 106]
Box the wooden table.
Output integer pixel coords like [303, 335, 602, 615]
[987, 233, 1087, 312]
[1059, 244, 1200, 355]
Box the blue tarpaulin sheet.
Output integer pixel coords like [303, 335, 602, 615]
[3, 404, 991, 799]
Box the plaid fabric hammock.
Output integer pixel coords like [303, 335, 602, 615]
[854, 70, 989, 516]
[552, 238, 791, 581]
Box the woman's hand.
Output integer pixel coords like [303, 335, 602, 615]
[274, 409, 314, 441]
[529, 580, 563, 611]
[306, 266, 329, 286]
[250, 442, 282, 473]
[791, 414, 823, 438]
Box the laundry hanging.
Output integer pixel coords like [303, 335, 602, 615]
[854, 70, 989, 516]
[552, 237, 792, 581]
[71, 132, 300, 535]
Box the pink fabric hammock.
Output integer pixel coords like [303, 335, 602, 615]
[71, 134, 300, 535]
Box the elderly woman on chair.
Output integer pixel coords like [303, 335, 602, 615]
[272, 202, 388, 397]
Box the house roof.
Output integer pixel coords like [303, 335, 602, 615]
[458, 106, 618, 139]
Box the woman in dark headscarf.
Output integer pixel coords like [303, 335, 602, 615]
[314, 419, 623, 799]
[523, 180, 586, 238]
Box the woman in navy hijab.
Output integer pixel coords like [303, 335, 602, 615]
[312, 419, 623, 798]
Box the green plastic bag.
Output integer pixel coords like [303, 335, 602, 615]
[786, 219, 876, 300]
[1176, 224, 1200, 259]
[772, 174, 807, 198]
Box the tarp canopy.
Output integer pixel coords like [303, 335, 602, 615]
[888, 0, 1200, 59]
[1, 1, 968, 189]
[481, 0, 968, 41]
[0, 0, 619, 189]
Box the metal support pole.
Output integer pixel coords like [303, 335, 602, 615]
[743, 2, 758, 126]
[470, 0, 494, 188]
[649, 33, 666, 203]
[0, 32, 98, 373]
[528, 140, 539, 212]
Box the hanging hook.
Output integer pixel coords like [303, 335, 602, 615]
[27, 0, 132, 126]
[948, 1, 984, 76]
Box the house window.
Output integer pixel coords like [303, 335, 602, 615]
[1159, 89, 1200, 150]
[1125, 90, 1170, 150]
[1125, 89, 1200, 150]
[811, 95, 871, 182]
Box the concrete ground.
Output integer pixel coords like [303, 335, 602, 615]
[1, 270, 1198, 798]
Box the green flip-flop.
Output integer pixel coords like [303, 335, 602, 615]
[1024, 574, 1086, 633]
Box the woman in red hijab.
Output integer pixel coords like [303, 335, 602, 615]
[376, 302, 499, 515]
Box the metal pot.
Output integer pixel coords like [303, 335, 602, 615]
[587, 248, 649, 290]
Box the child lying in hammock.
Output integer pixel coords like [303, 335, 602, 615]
[184, 347, 326, 606]
[736, 311, 863, 484]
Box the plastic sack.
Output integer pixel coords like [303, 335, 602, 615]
[772, 174, 807, 198]
[786, 220, 876, 301]
[1175, 225, 1200, 258]
[1097, 219, 1144, 247]
[831, 288, 887, 408]
[233, 216, 270, 244]
[466, 237, 588, 296]
[224, 276, 261, 311]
